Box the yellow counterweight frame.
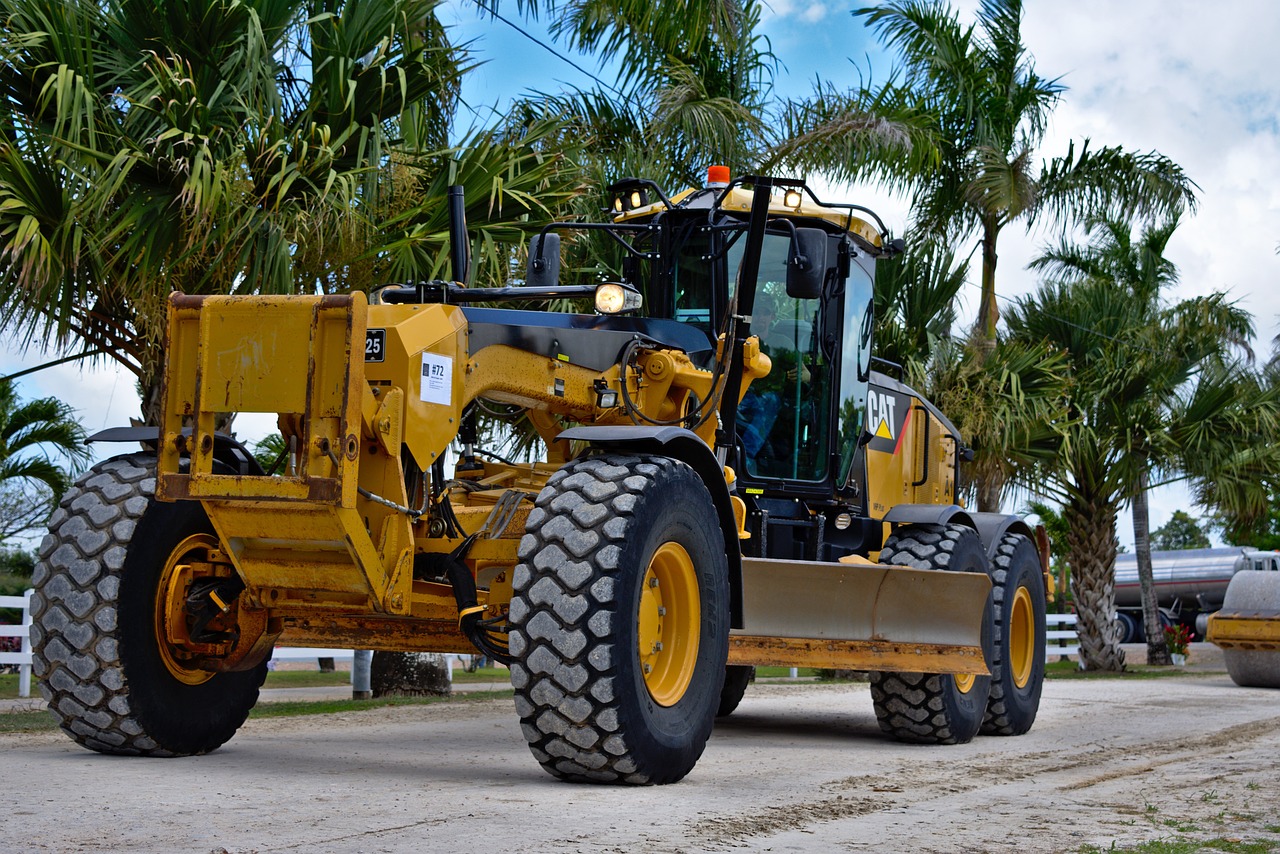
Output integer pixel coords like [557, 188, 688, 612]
[155, 291, 734, 661]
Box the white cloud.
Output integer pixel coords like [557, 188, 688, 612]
[762, 0, 831, 24]
[1016, 2, 1280, 347]
[800, 3, 828, 24]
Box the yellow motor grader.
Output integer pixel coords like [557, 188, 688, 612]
[32, 171, 1048, 784]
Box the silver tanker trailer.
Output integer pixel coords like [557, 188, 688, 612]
[1112, 547, 1280, 642]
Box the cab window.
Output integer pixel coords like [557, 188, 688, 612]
[727, 233, 831, 482]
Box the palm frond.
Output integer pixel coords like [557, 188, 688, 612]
[1036, 139, 1199, 227]
[765, 75, 939, 188]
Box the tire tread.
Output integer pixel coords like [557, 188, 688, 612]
[509, 454, 723, 784]
[871, 523, 989, 745]
[980, 531, 1045, 735]
[32, 453, 264, 756]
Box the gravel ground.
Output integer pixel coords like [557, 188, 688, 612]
[4, 645, 1278, 853]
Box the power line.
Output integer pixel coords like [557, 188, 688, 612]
[474, 3, 634, 105]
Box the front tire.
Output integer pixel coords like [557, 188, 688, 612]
[30, 454, 266, 756]
[871, 523, 993, 745]
[980, 532, 1046, 735]
[509, 453, 730, 784]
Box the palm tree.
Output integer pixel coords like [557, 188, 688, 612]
[1171, 362, 1280, 555]
[912, 332, 1070, 512]
[1216, 341, 1280, 550]
[0, 378, 89, 542]
[539, 0, 776, 186]
[777, 0, 1198, 355]
[1031, 217, 1268, 665]
[1008, 222, 1271, 670]
[490, 0, 783, 274]
[1006, 277, 1145, 670]
[0, 0, 582, 423]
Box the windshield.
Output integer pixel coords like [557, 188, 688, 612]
[725, 233, 831, 482]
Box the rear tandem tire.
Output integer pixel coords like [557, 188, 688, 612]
[980, 532, 1046, 735]
[871, 523, 993, 745]
[30, 453, 266, 756]
[509, 453, 730, 784]
[716, 665, 755, 718]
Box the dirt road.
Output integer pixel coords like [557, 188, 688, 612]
[5, 671, 1279, 853]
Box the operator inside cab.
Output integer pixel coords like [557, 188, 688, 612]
[738, 291, 815, 475]
[727, 246, 829, 483]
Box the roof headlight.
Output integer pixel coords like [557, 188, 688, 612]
[595, 282, 643, 315]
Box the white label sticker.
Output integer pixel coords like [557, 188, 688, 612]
[420, 352, 452, 406]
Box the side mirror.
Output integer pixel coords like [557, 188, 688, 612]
[526, 233, 561, 288]
[786, 228, 827, 299]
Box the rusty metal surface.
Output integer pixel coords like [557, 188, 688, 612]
[158, 291, 419, 618]
[158, 291, 365, 506]
[277, 614, 475, 654]
[727, 635, 988, 675]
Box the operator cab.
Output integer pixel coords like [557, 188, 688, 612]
[676, 230, 836, 482]
[639, 170, 884, 499]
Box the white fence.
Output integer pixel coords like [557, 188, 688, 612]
[0, 590, 33, 698]
[1046, 612, 1080, 663]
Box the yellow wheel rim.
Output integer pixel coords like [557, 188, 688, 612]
[636, 542, 700, 707]
[954, 672, 976, 694]
[155, 534, 219, 686]
[1009, 585, 1035, 689]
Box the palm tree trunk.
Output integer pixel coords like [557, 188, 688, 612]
[1131, 468, 1172, 665]
[972, 215, 1006, 514]
[975, 217, 1000, 357]
[139, 367, 164, 427]
[976, 467, 1003, 513]
[1065, 491, 1126, 671]
[370, 651, 452, 697]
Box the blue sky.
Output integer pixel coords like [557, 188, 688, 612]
[440, 0, 891, 116]
[3, 0, 1278, 547]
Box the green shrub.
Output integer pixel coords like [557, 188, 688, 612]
[0, 549, 34, 580]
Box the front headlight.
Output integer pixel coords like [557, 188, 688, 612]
[595, 282, 643, 314]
